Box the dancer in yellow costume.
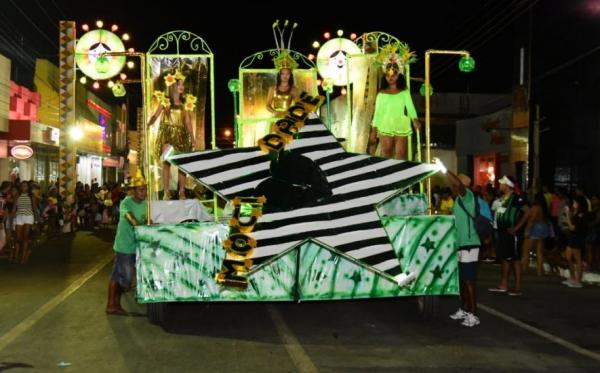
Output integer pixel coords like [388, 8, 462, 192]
[148, 69, 197, 200]
[266, 65, 299, 117]
[266, 20, 300, 119]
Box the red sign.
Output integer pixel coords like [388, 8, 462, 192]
[11, 145, 33, 160]
[86, 99, 112, 119]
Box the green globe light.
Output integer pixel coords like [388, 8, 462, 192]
[228, 79, 239, 93]
[458, 55, 475, 73]
[419, 83, 433, 96]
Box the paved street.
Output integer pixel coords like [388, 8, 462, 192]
[0, 230, 599, 372]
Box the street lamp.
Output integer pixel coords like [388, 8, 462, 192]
[69, 126, 84, 141]
[424, 49, 475, 212]
[227, 79, 239, 146]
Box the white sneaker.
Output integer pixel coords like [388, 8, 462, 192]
[561, 279, 574, 286]
[567, 282, 583, 288]
[461, 313, 480, 327]
[449, 308, 468, 320]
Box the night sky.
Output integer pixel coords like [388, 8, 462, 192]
[0, 1, 542, 112]
[2, 0, 600, 188]
[1, 1, 595, 107]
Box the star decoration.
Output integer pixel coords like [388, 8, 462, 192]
[147, 240, 161, 257]
[421, 237, 437, 253]
[430, 265, 444, 280]
[348, 271, 362, 285]
[167, 113, 439, 284]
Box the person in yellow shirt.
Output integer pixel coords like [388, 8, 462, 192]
[439, 188, 455, 215]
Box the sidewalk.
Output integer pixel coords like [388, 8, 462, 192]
[528, 261, 600, 285]
[557, 267, 600, 285]
[0, 224, 116, 262]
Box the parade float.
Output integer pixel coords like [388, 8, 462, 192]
[135, 27, 459, 326]
[68, 23, 461, 327]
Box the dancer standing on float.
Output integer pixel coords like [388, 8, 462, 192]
[369, 45, 420, 160]
[266, 20, 300, 119]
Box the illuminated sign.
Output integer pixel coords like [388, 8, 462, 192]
[11, 145, 33, 159]
[86, 99, 112, 118]
[73, 119, 103, 154]
[75, 29, 126, 80]
[31, 122, 60, 146]
[316, 38, 362, 86]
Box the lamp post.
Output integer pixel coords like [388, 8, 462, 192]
[424, 50, 474, 212]
[227, 79, 239, 146]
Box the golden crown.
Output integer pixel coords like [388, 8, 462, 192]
[272, 20, 299, 71]
[274, 50, 298, 70]
[377, 42, 417, 75]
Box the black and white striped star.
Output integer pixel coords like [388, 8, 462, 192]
[167, 113, 438, 280]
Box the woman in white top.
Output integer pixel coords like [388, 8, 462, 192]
[13, 182, 37, 264]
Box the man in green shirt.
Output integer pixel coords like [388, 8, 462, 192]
[106, 175, 147, 315]
[443, 170, 481, 327]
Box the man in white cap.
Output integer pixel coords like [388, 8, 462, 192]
[443, 170, 481, 327]
[489, 175, 529, 296]
[106, 172, 147, 315]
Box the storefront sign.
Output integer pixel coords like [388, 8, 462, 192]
[86, 99, 112, 119]
[72, 119, 104, 154]
[11, 145, 33, 159]
[51, 128, 60, 142]
[31, 122, 60, 147]
[102, 157, 120, 167]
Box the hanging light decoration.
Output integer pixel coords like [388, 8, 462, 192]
[458, 55, 476, 73]
[112, 81, 126, 97]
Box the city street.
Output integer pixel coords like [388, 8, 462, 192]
[0, 230, 598, 372]
[1, 1, 600, 372]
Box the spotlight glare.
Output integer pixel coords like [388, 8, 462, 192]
[69, 126, 84, 141]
